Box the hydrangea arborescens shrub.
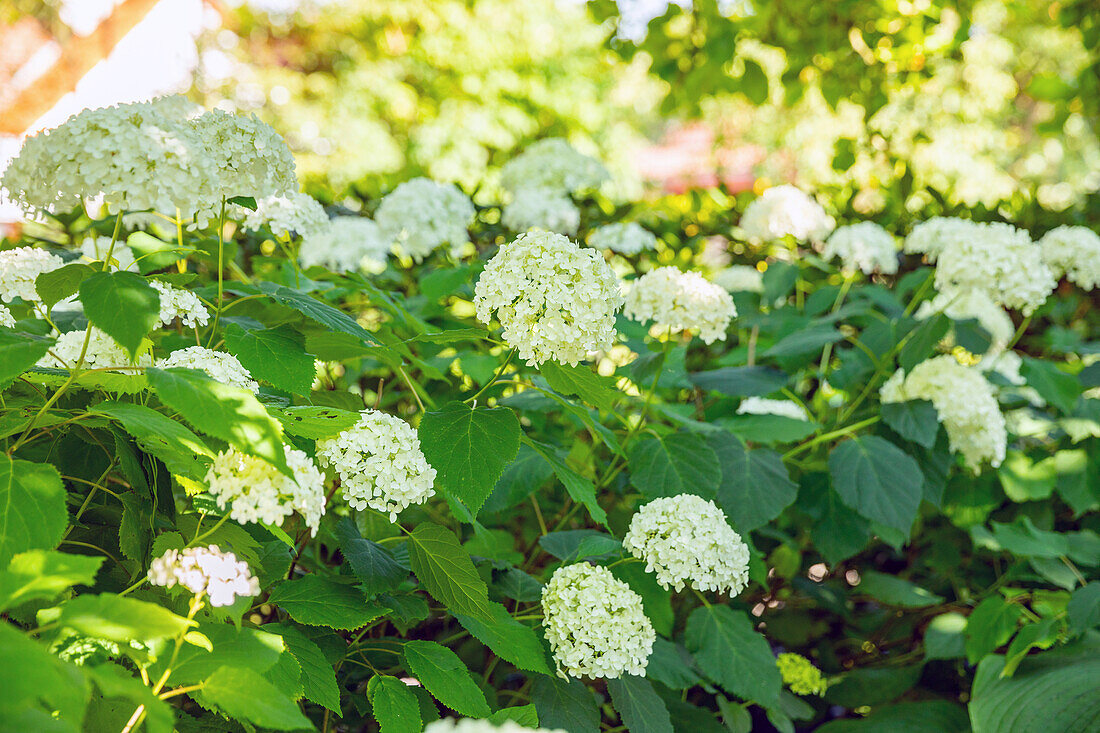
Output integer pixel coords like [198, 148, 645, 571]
[0, 100, 1096, 733]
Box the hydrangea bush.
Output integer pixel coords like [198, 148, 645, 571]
[0, 99, 1098, 733]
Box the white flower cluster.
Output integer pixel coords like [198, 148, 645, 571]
[194, 109, 298, 206]
[501, 188, 580, 236]
[203, 446, 326, 534]
[737, 397, 809, 421]
[881, 355, 1007, 471]
[424, 719, 564, 733]
[0, 247, 64, 302]
[499, 138, 610, 195]
[822, 222, 899, 275]
[903, 216, 979, 260]
[932, 222, 1054, 315]
[80, 236, 138, 272]
[38, 328, 151, 370]
[375, 178, 474, 261]
[623, 267, 735, 344]
[713, 265, 764, 293]
[316, 410, 436, 521]
[474, 231, 623, 366]
[148, 544, 260, 607]
[300, 216, 390, 273]
[916, 289, 1013, 355]
[739, 185, 835, 243]
[623, 494, 750, 595]
[242, 192, 328, 238]
[149, 280, 209, 328]
[1039, 225, 1100, 290]
[158, 347, 259, 393]
[587, 223, 658, 255]
[541, 563, 655, 679]
[0, 304, 15, 328]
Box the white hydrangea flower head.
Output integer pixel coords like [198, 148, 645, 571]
[541, 563, 655, 679]
[737, 397, 809, 421]
[588, 223, 658, 256]
[916, 289, 1013, 355]
[623, 267, 736, 344]
[0, 304, 14, 328]
[903, 217, 980, 261]
[148, 544, 260, 607]
[502, 188, 580, 236]
[316, 409, 436, 521]
[300, 216, 391, 273]
[474, 231, 623, 366]
[38, 328, 151, 370]
[822, 222, 899, 275]
[1, 99, 215, 219]
[880, 355, 1006, 472]
[190, 109, 297, 205]
[149, 280, 209, 328]
[623, 494, 750, 595]
[1039, 225, 1100, 290]
[0, 246, 65, 302]
[713, 265, 764, 293]
[933, 222, 1055, 315]
[739, 185, 835, 243]
[375, 178, 475, 261]
[158, 347, 259, 393]
[204, 446, 326, 535]
[242, 192, 328, 238]
[500, 138, 610, 195]
[424, 719, 565, 733]
[80, 236, 138, 272]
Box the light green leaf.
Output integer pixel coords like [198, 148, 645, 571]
[224, 323, 316, 395]
[91, 401, 213, 478]
[403, 639, 491, 717]
[456, 600, 553, 675]
[272, 405, 361, 439]
[965, 596, 1024, 664]
[198, 666, 312, 731]
[628, 431, 721, 500]
[489, 704, 540, 726]
[0, 550, 103, 612]
[78, 271, 159, 357]
[1001, 618, 1059, 677]
[828, 435, 923, 535]
[541, 361, 620, 411]
[740, 59, 769, 104]
[368, 675, 422, 733]
[0, 330, 54, 391]
[608, 675, 674, 733]
[56, 594, 195, 643]
[268, 575, 389, 630]
[87, 663, 174, 733]
[709, 433, 796, 531]
[35, 263, 95, 308]
[257, 282, 379, 345]
[685, 605, 781, 707]
[0, 624, 87, 730]
[0, 456, 68, 565]
[407, 522, 494, 622]
[158, 623, 287, 686]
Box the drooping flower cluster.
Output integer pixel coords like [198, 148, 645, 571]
[315, 410, 436, 521]
[203, 446, 326, 534]
[541, 563, 655, 679]
[80, 236, 138, 272]
[499, 138, 610, 196]
[502, 188, 580, 235]
[149, 280, 210, 328]
[881, 355, 1007, 471]
[822, 222, 899, 275]
[300, 216, 390, 273]
[903, 216, 979, 260]
[374, 178, 475, 261]
[776, 653, 827, 696]
[241, 192, 328, 238]
[148, 545, 260, 607]
[713, 265, 764, 293]
[588, 223, 658, 256]
[158, 347, 259, 393]
[916, 289, 1013, 356]
[623, 494, 750, 595]
[424, 719, 564, 733]
[474, 231, 623, 365]
[1038, 225, 1100, 290]
[623, 267, 735, 344]
[0, 247, 64, 302]
[38, 328, 151, 371]
[931, 222, 1055, 315]
[736, 397, 809, 421]
[739, 185, 835, 243]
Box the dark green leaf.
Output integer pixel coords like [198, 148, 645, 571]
[268, 576, 389, 629]
[740, 59, 769, 104]
[1068, 583, 1100, 635]
[709, 433, 797, 531]
[333, 518, 406, 597]
[882, 400, 940, 449]
[525, 439, 607, 526]
[825, 665, 923, 707]
[264, 622, 341, 713]
[817, 701, 968, 732]
[1021, 357, 1081, 413]
[78, 271, 159, 357]
[685, 605, 781, 707]
[689, 366, 787, 397]
[764, 327, 842, 358]
[257, 282, 379, 345]
[403, 640, 491, 717]
[828, 436, 923, 534]
[608, 675, 674, 733]
[965, 596, 1024, 664]
[407, 522, 494, 621]
[531, 675, 600, 733]
[456, 601, 553, 675]
[857, 571, 943, 607]
[368, 675, 422, 733]
[628, 431, 720, 500]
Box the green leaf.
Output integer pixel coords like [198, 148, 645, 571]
[689, 366, 787, 397]
[56, 594, 195, 643]
[199, 666, 312, 731]
[541, 361, 620, 411]
[857, 570, 943, 607]
[709, 433, 796, 531]
[406, 522, 494, 621]
[825, 664, 923, 707]
[965, 596, 1024, 664]
[645, 638, 702, 690]
[608, 675, 674, 733]
[268, 576, 389, 630]
[685, 605, 781, 707]
[817, 701, 968, 732]
[1068, 582, 1100, 635]
[899, 315, 950, 371]
[333, 518, 406, 597]
[265, 622, 341, 713]
[489, 704, 539, 726]
[78, 271, 159, 357]
[0, 330, 54, 391]
[764, 327, 842, 358]
[128, 231, 197, 272]
[724, 413, 818, 445]
[924, 612, 968, 660]
[257, 282, 379, 345]
[87, 663, 174, 733]
[882, 400, 940, 449]
[156, 623, 287, 686]
[368, 675, 422, 733]
[628, 431, 721, 500]
[531, 675, 600, 733]
[0, 550, 103, 612]
[418, 402, 521, 514]
[1020, 357, 1080, 413]
[740, 59, 769, 105]
[456, 601, 553, 675]
[828, 436, 923, 535]
[0, 624, 88, 729]
[1001, 617, 1059, 677]
[0, 456, 67, 565]
[225, 323, 316, 395]
[997, 451, 1057, 502]
[272, 405, 361, 439]
[35, 263, 94, 309]
[524, 439, 607, 526]
[403, 640, 491, 717]
[147, 367, 288, 473]
[91, 401, 213, 478]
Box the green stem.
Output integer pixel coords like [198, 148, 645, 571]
[464, 349, 517, 404]
[206, 197, 228, 348]
[783, 416, 881, 461]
